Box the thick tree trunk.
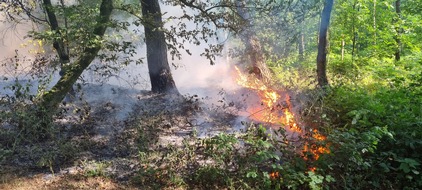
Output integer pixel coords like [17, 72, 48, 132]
[316, 0, 333, 88]
[38, 0, 113, 113]
[246, 35, 272, 82]
[141, 0, 179, 94]
[236, 0, 272, 83]
[394, 0, 401, 61]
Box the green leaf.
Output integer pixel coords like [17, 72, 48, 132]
[246, 171, 258, 178]
[399, 163, 411, 173]
[325, 175, 336, 183]
[379, 163, 391, 172]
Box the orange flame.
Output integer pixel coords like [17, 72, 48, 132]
[234, 66, 329, 165]
[305, 130, 330, 160]
[269, 171, 280, 179]
[280, 95, 302, 132]
[234, 66, 301, 132]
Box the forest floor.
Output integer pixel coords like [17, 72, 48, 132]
[0, 84, 248, 189]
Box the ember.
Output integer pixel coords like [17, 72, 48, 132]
[269, 171, 280, 179]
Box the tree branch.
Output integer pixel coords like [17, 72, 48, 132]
[42, 0, 70, 64]
[178, 0, 238, 31]
[39, 0, 113, 111]
[14, 0, 48, 23]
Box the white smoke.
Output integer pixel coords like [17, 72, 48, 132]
[0, 1, 250, 133]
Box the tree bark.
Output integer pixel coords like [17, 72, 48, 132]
[341, 35, 345, 61]
[141, 0, 179, 94]
[316, 0, 333, 88]
[351, 1, 359, 61]
[373, 0, 377, 46]
[236, 0, 272, 83]
[43, 0, 76, 101]
[298, 32, 305, 62]
[394, 0, 401, 61]
[352, 23, 356, 59]
[38, 0, 113, 112]
[42, 0, 70, 64]
[297, 15, 305, 62]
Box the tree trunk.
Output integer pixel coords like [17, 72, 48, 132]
[38, 0, 113, 113]
[351, 2, 356, 60]
[373, 0, 377, 46]
[236, 0, 272, 83]
[298, 32, 305, 62]
[352, 25, 356, 60]
[298, 15, 305, 62]
[141, 0, 179, 94]
[316, 0, 334, 88]
[43, 0, 76, 102]
[283, 43, 291, 58]
[341, 35, 345, 61]
[394, 0, 401, 61]
[352, 30, 357, 60]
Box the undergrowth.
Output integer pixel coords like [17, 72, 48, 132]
[132, 120, 334, 190]
[270, 54, 422, 189]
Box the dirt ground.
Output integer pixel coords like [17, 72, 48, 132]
[0, 84, 246, 190]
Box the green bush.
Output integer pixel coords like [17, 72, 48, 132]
[320, 80, 422, 189]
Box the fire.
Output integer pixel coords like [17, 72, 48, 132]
[312, 129, 327, 141]
[280, 95, 302, 132]
[234, 66, 329, 164]
[269, 171, 280, 179]
[305, 130, 330, 160]
[234, 66, 301, 132]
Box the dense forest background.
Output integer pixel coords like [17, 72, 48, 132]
[0, 0, 421, 189]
